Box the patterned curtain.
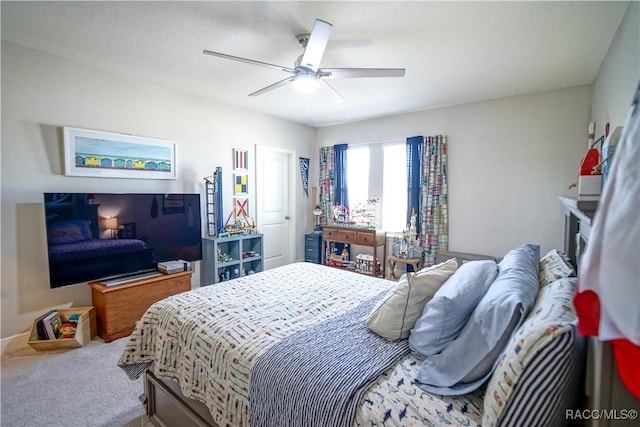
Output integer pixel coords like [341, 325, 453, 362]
[420, 135, 448, 266]
[318, 146, 335, 226]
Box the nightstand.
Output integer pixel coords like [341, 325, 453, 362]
[304, 233, 322, 263]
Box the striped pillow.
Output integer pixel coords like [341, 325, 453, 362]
[482, 277, 583, 427]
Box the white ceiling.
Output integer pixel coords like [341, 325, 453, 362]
[1, 1, 629, 128]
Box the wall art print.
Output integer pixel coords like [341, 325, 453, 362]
[234, 148, 249, 170]
[234, 198, 249, 219]
[234, 174, 249, 196]
[63, 126, 177, 180]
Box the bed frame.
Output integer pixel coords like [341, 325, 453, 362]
[137, 251, 584, 427]
[140, 252, 501, 427]
[144, 369, 219, 427]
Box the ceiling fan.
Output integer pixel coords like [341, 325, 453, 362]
[203, 19, 405, 104]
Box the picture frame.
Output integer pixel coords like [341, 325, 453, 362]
[63, 126, 177, 180]
[118, 222, 137, 239]
[234, 173, 249, 196]
[233, 148, 248, 170]
[234, 198, 249, 219]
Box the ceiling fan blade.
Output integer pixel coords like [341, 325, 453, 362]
[248, 76, 296, 97]
[320, 68, 406, 79]
[319, 80, 345, 104]
[300, 20, 333, 71]
[203, 50, 295, 74]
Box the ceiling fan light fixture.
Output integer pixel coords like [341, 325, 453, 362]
[293, 73, 320, 94]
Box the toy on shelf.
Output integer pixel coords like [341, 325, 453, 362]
[203, 167, 225, 237]
[391, 209, 423, 259]
[327, 244, 352, 268]
[217, 248, 233, 263]
[329, 198, 381, 229]
[218, 203, 258, 237]
[350, 198, 381, 229]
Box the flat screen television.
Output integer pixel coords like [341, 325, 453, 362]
[43, 192, 202, 288]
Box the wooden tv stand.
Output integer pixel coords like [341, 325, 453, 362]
[88, 271, 192, 343]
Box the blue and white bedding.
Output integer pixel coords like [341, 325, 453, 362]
[119, 262, 483, 427]
[251, 294, 410, 427]
[355, 354, 484, 427]
[118, 254, 580, 427]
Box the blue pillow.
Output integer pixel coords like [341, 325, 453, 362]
[408, 260, 499, 358]
[415, 243, 540, 395]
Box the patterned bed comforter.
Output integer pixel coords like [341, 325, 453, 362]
[118, 262, 484, 427]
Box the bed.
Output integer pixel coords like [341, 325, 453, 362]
[118, 247, 584, 427]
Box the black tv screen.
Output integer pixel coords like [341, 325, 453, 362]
[43, 192, 202, 288]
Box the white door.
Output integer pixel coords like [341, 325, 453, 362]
[256, 145, 296, 270]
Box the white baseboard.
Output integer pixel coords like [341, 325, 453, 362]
[1, 331, 38, 357]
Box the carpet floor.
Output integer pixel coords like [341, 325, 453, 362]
[1, 336, 153, 427]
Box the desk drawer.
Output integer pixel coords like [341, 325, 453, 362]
[357, 232, 376, 245]
[339, 230, 358, 244]
[324, 228, 340, 240]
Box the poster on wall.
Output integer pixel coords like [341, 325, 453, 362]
[63, 126, 177, 180]
[299, 157, 309, 197]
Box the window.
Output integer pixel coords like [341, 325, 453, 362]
[382, 144, 407, 231]
[346, 146, 369, 209]
[344, 143, 407, 232]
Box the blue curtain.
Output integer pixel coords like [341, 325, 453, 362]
[406, 136, 423, 231]
[334, 144, 349, 209]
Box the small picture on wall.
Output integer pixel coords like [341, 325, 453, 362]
[234, 174, 248, 196]
[234, 198, 249, 219]
[234, 148, 248, 170]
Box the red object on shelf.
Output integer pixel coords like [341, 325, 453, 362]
[580, 148, 601, 175]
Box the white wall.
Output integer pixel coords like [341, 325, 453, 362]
[1, 42, 315, 338]
[313, 1, 639, 279]
[591, 1, 639, 133]
[315, 86, 593, 259]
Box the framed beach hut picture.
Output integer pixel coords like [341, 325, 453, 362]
[63, 127, 177, 180]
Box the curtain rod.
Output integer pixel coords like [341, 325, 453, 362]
[342, 138, 405, 147]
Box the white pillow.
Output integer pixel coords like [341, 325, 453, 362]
[366, 258, 458, 341]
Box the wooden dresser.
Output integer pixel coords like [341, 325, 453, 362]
[321, 225, 386, 277]
[88, 271, 192, 342]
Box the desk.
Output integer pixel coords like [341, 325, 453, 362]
[387, 255, 423, 280]
[321, 225, 386, 277]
